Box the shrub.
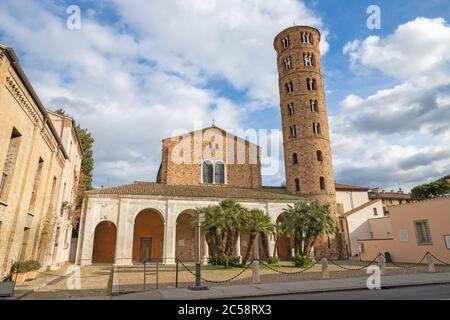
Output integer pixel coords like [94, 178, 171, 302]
[25, 260, 41, 271]
[268, 256, 280, 265]
[10, 260, 41, 273]
[208, 256, 241, 268]
[292, 255, 313, 268]
[11, 261, 27, 273]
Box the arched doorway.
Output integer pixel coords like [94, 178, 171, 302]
[176, 210, 195, 261]
[133, 209, 164, 263]
[175, 210, 206, 262]
[92, 221, 117, 264]
[276, 214, 291, 261]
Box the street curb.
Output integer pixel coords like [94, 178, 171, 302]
[208, 280, 450, 300]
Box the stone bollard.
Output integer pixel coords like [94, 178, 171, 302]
[378, 254, 387, 275]
[321, 257, 329, 280]
[426, 253, 435, 273]
[252, 235, 261, 284]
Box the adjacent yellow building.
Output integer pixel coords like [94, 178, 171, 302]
[0, 45, 81, 276]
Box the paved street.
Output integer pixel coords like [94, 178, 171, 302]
[238, 284, 450, 300]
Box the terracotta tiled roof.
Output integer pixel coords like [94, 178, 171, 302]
[86, 182, 302, 201]
[335, 183, 369, 191]
[341, 199, 381, 218]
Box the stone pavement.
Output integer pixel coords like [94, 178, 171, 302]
[113, 272, 450, 300]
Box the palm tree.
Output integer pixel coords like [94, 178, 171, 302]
[196, 205, 226, 257]
[218, 199, 245, 256]
[241, 209, 274, 265]
[281, 200, 334, 256]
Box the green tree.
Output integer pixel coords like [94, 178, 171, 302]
[281, 200, 334, 256]
[241, 209, 274, 265]
[411, 178, 450, 199]
[197, 205, 226, 258]
[74, 126, 94, 211]
[219, 199, 246, 256]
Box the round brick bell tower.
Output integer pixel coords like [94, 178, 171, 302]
[274, 26, 341, 258]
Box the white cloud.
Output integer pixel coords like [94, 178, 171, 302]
[0, 0, 326, 187]
[336, 17, 450, 190]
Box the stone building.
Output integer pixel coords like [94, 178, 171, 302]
[274, 26, 338, 256]
[0, 45, 69, 276]
[369, 188, 412, 215]
[46, 110, 83, 268]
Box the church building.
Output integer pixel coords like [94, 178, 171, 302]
[75, 26, 380, 266]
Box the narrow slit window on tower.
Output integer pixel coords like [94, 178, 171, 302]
[320, 177, 326, 190]
[284, 57, 292, 71]
[310, 100, 318, 112]
[304, 53, 313, 67]
[293, 153, 298, 164]
[282, 36, 290, 49]
[287, 103, 294, 116]
[295, 178, 300, 192]
[317, 150, 323, 162]
[286, 81, 293, 94]
[289, 125, 297, 138]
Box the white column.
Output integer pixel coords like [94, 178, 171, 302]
[236, 232, 241, 260]
[268, 235, 276, 259]
[163, 202, 176, 265]
[202, 237, 209, 264]
[114, 199, 133, 266]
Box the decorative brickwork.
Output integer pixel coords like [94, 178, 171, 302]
[274, 26, 340, 258]
[158, 126, 262, 189]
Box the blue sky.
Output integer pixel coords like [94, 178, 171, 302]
[1, 0, 449, 190]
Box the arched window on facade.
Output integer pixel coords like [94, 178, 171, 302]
[215, 161, 225, 184]
[203, 161, 213, 184]
[320, 177, 326, 190]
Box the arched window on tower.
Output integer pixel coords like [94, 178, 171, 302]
[287, 103, 294, 116]
[295, 178, 300, 192]
[320, 177, 326, 190]
[282, 36, 290, 49]
[307, 78, 317, 91]
[317, 150, 323, 162]
[284, 57, 292, 71]
[202, 160, 213, 184]
[313, 123, 321, 135]
[293, 153, 298, 164]
[215, 161, 225, 184]
[310, 100, 318, 113]
[286, 81, 293, 94]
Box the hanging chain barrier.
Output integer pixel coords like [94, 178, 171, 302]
[177, 258, 254, 284]
[326, 254, 381, 271]
[383, 252, 428, 270]
[428, 252, 450, 266]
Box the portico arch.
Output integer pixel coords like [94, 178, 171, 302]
[92, 221, 117, 264]
[276, 213, 291, 261]
[176, 209, 205, 262]
[132, 209, 164, 263]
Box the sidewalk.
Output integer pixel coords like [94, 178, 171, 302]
[114, 272, 450, 300]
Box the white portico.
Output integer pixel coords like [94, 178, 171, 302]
[76, 182, 298, 266]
